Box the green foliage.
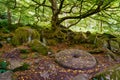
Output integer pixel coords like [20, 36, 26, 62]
[0, 19, 8, 28]
[1, 28, 10, 33]
[0, 69, 7, 73]
[37, 22, 51, 29]
[0, 60, 9, 73]
[12, 63, 29, 72]
[0, 0, 119, 39]
[0, 18, 18, 32]
[7, 24, 20, 32]
[12, 26, 40, 46]
[29, 39, 48, 55]
[0, 59, 9, 70]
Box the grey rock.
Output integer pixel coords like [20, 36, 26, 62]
[34, 59, 41, 64]
[0, 71, 13, 80]
[55, 49, 97, 70]
[8, 59, 23, 70]
[40, 71, 49, 79]
[72, 74, 89, 80]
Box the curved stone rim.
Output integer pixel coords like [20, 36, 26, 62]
[55, 49, 97, 70]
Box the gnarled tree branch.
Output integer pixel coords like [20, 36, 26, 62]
[58, 0, 112, 24]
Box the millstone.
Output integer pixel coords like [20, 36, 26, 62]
[55, 49, 97, 70]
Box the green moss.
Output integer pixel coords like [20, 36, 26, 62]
[31, 52, 39, 58]
[12, 26, 40, 46]
[20, 49, 30, 54]
[72, 32, 86, 43]
[92, 64, 120, 80]
[29, 39, 48, 55]
[20, 54, 28, 59]
[12, 63, 29, 72]
[87, 34, 96, 44]
[47, 39, 58, 45]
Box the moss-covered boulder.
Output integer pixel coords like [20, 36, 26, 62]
[28, 39, 49, 55]
[12, 27, 40, 46]
[72, 32, 82, 43]
[47, 39, 58, 46]
[86, 34, 96, 44]
[110, 40, 120, 53]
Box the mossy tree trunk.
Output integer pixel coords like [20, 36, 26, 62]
[49, 0, 61, 31]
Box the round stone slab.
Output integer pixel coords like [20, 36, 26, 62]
[55, 49, 97, 70]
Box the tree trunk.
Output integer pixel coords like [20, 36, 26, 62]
[49, 0, 60, 30]
[51, 15, 59, 30]
[7, 7, 12, 27]
[100, 20, 103, 32]
[17, 13, 21, 25]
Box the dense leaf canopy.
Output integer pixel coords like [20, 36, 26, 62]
[0, 0, 120, 33]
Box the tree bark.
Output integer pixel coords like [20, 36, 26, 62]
[7, 7, 12, 27]
[17, 12, 22, 26]
[49, 0, 59, 30]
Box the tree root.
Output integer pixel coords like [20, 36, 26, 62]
[105, 48, 118, 61]
[88, 48, 104, 54]
[89, 48, 119, 61]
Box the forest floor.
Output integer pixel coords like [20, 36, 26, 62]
[0, 43, 120, 80]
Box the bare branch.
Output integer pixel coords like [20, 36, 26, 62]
[61, 4, 76, 13]
[79, 0, 84, 17]
[67, 19, 81, 28]
[49, 0, 58, 13]
[58, 7, 103, 24]
[13, 0, 17, 9]
[42, 0, 46, 4]
[31, 0, 52, 8]
[57, 0, 65, 14]
[58, 0, 113, 24]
